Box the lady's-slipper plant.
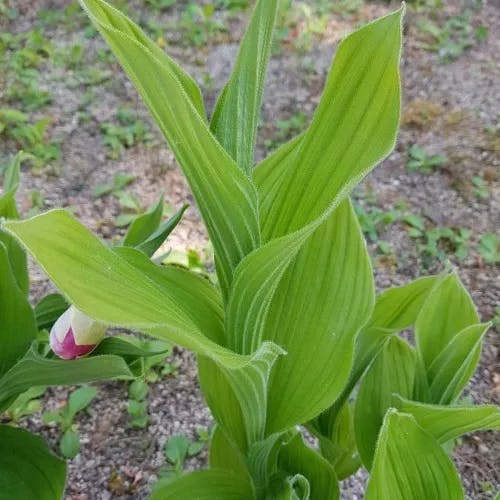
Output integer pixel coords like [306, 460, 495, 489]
[2, 1, 499, 498]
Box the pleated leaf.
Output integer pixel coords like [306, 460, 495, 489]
[79, 0, 260, 295]
[315, 275, 440, 440]
[211, 0, 278, 173]
[366, 410, 464, 500]
[415, 272, 478, 370]
[3, 211, 281, 373]
[392, 396, 500, 443]
[354, 336, 416, 469]
[257, 8, 403, 240]
[277, 433, 340, 500]
[426, 322, 490, 404]
[0, 242, 36, 377]
[150, 469, 254, 500]
[0, 425, 66, 500]
[0, 343, 134, 411]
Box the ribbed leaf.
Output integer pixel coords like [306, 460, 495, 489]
[150, 469, 254, 500]
[315, 275, 440, 440]
[210, 426, 250, 481]
[257, 8, 403, 240]
[392, 396, 500, 443]
[123, 195, 164, 247]
[3, 211, 280, 373]
[79, 0, 260, 296]
[0, 425, 66, 500]
[277, 433, 340, 500]
[265, 201, 374, 432]
[211, 0, 278, 173]
[0, 343, 134, 410]
[354, 336, 416, 469]
[34, 293, 69, 331]
[366, 410, 464, 500]
[426, 323, 490, 404]
[415, 272, 478, 370]
[0, 242, 36, 377]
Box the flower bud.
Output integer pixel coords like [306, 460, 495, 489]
[50, 306, 106, 360]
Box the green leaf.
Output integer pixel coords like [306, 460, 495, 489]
[426, 322, 490, 404]
[0, 425, 66, 500]
[79, 0, 260, 296]
[165, 434, 190, 465]
[277, 433, 340, 500]
[209, 426, 250, 481]
[354, 336, 416, 469]
[366, 410, 464, 500]
[0, 343, 134, 410]
[149, 469, 254, 500]
[211, 0, 278, 173]
[0, 242, 36, 377]
[264, 201, 374, 432]
[315, 275, 440, 441]
[123, 195, 164, 247]
[415, 272, 478, 370]
[256, 8, 403, 241]
[60, 429, 80, 459]
[67, 386, 97, 420]
[0, 230, 29, 296]
[316, 403, 360, 480]
[0, 151, 24, 219]
[392, 396, 500, 443]
[136, 204, 188, 257]
[34, 293, 69, 331]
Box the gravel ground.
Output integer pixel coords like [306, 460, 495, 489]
[2, 0, 499, 498]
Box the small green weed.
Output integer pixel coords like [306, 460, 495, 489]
[179, 3, 226, 47]
[127, 379, 149, 428]
[2, 387, 46, 423]
[100, 107, 152, 158]
[42, 386, 97, 458]
[471, 175, 490, 200]
[478, 233, 500, 264]
[407, 145, 447, 173]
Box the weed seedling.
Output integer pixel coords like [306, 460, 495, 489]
[127, 379, 149, 428]
[478, 233, 500, 264]
[2, 387, 46, 424]
[407, 145, 447, 173]
[42, 386, 97, 458]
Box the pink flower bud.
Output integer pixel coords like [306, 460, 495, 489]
[50, 306, 106, 360]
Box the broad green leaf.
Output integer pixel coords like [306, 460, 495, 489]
[60, 429, 80, 459]
[66, 386, 97, 420]
[210, 426, 250, 481]
[318, 275, 443, 435]
[123, 195, 164, 247]
[354, 336, 416, 469]
[415, 272, 478, 370]
[392, 396, 500, 443]
[79, 0, 260, 295]
[34, 293, 69, 331]
[277, 433, 340, 500]
[223, 201, 374, 437]
[366, 410, 464, 500]
[256, 8, 403, 240]
[136, 204, 188, 257]
[247, 431, 290, 496]
[0, 242, 36, 377]
[426, 322, 490, 404]
[0, 343, 134, 410]
[211, 0, 278, 173]
[316, 403, 360, 480]
[0, 425, 66, 500]
[366, 275, 441, 332]
[0, 230, 28, 296]
[149, 469, 254, 500]
[265, 201, 374, 432]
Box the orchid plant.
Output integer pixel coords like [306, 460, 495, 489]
[1, 0, 499, 498]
